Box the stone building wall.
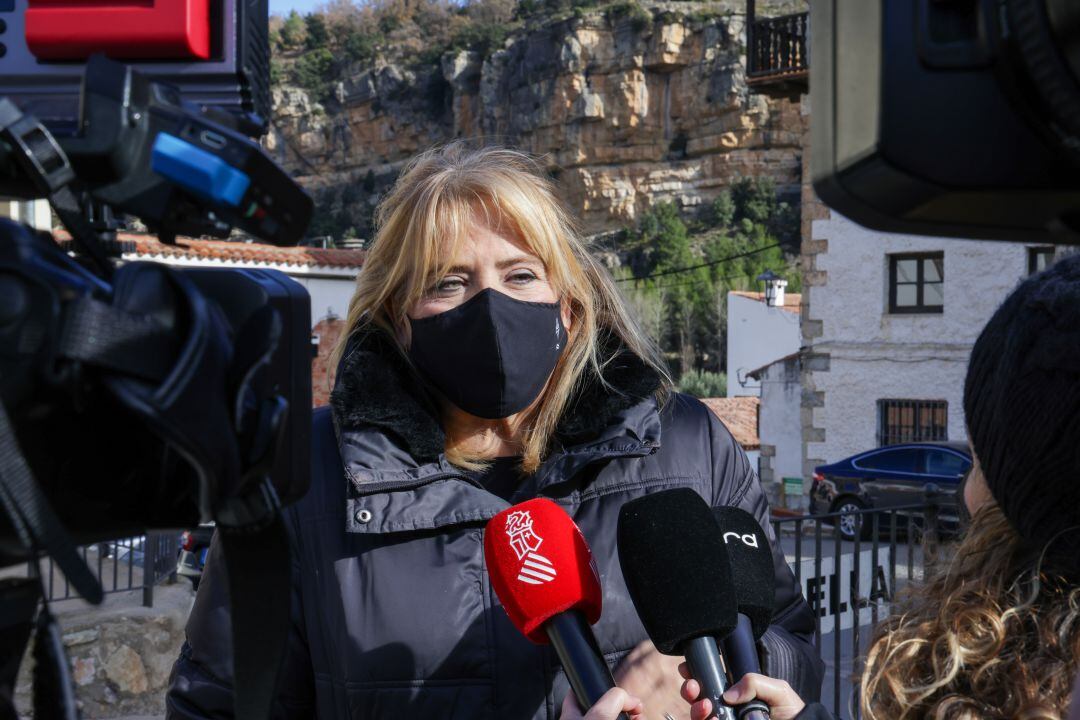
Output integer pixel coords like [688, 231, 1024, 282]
[801, 213, 1034, 471]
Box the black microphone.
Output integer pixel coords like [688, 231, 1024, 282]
[617, 488, 738, 720]
[712, 507, 776, 720]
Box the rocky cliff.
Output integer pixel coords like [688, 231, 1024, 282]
[268, 0, 807, 239]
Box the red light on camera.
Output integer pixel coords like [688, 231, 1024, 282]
[26, 0, 212, 61]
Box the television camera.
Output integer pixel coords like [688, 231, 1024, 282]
[813, 0, 1080, 243]
[0, 2, 314, 718]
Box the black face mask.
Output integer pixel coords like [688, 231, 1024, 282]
[408, 289, 566, 419]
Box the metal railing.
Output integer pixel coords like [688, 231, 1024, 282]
[20, 532, 179, 607]
[771, 500, 946, 719]
[748, 12, 810, 79]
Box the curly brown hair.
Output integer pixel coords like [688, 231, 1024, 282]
[860, 502, 1080, 720]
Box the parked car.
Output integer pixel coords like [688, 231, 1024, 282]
[810, 442, 972, 540]
[176, 524, 214, 591]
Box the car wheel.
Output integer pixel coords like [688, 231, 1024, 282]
[832, 497, 869, 541]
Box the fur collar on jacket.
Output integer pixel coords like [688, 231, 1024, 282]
[329, 325, 663, 464]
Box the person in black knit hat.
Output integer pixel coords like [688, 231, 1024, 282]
[963, 252, 1080, 558]
[679, 253, 1080, 720]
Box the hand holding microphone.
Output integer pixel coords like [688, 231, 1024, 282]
[679, 670, 806, 720]
[561, 688, 646, 720]
[483, 498, 630, 720]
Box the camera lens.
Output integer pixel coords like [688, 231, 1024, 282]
[1005, 0, 1080, 148]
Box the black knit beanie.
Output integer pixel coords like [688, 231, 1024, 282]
[964, 253, 1080, 552]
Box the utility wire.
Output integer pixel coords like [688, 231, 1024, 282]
[615, 242, 784, 283]
[648, 271, 758, 291]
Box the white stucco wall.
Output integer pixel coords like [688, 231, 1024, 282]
[1, 198, 51, 231]
[805, 213, 1031, 466]
[292, 275, 358, 326]
[758, 357, 802, 480]
[727, 293, 801, 397]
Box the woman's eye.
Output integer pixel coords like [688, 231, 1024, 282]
[507, 270, 537, 284]
[433, 278, 465, 294]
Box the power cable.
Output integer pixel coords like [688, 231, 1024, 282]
[614, 242, 784, 283]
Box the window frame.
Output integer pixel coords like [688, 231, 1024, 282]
[877, 399, 949, 446]
[888, 252, 945, 315]
[852, 447, 925, 475]
[1027, 246, 1055, 276]
[923, 448, 972, 479]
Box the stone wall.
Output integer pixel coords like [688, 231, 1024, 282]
[269, 2, 808, 237]
[15, 584, 192, 717]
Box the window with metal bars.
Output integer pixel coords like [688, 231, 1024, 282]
[877, 399, 948, 446]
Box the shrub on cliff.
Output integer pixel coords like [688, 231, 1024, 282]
[605, 0, 651, 31]
[678, 369, 727, 399]
[292, 48, 335, 102]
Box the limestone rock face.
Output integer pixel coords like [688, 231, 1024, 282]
[272, 2, 806, 236]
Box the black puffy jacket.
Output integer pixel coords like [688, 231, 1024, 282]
[166, 330, 823, 718]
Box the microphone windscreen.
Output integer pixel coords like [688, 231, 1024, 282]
[616, 488, 737, 655]
[483, 498, 602, 644]
[711, 507, 775, 640]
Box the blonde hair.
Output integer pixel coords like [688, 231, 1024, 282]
[334, 142, 670, 472]
[860, 502, 1080, 719]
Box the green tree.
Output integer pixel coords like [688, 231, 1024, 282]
[305, 13, 330, 50]
[293, 48, 335, 102]
[344, 31, 377, 62]
[280, 10, 305, 48]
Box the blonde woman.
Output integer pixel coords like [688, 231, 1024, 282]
[679, 256, 1080, 720]
[166, 143, 822, 719]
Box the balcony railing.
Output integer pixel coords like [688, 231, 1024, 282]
[748, 11, 809, 83]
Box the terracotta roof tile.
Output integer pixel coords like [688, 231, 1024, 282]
[699, 396, 760, 450]
[83, 231, 366, 269]
[728, 290, 801, 314]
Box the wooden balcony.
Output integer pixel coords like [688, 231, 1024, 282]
[746, 4, 809, 98]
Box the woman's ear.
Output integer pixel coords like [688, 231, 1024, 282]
[963, 452, 993, 517]
[561, 298, 573, 335]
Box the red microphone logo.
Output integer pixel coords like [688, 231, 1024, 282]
[506, 510, 558, 585]
[484, 498, 602, 642]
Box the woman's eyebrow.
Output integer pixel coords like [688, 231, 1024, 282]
[496, 255, 542, 270]
[441, 264, 473, 275]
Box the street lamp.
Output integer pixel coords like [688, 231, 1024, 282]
[756, 269, 788, 308]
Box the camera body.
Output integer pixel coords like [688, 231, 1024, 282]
[812, 0, 1080, 243]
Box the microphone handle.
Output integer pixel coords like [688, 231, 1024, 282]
[544, 611, 629, 720]
[684, 636, 736, 720]
[719, 614, 771, 720]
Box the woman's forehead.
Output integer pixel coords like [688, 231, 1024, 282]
[436, 219, 544, 266]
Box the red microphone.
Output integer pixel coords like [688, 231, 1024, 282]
[484, 498, 626, 719]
